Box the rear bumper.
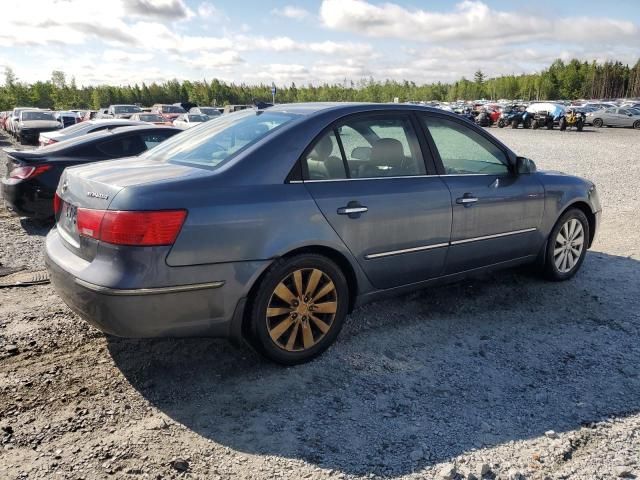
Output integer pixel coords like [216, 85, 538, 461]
[1, 179, 53, 219]
[45, 228, 270, 338]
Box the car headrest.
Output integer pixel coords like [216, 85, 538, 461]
[370, 138, 404, 166]
[310, 134, 334, 160]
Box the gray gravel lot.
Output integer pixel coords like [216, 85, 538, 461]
[1, 127, 639, 479]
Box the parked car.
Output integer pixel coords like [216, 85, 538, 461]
[38, 119, 150, 147]
[54, 111, 81, 129]
[173, 113, 209, 129]
[8, 107, 38, 136]
[2, 125, 180, 219]
[586, 107, 640, 129]
[44, 103, 601, 365]
[130, 113, 173, 125]
[151, 104, 186, 121]
[189, 106, 221, 117]
[223, 104, 252, 114]
[15, 110, 62, 145]
[97, 105, 142, 119]
[80, 110, 99, 122]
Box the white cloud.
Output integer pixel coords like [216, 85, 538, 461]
[272, 6, 311, 20]
[320, 0, 640, 46]
[125, 0, 193, 21]
[102, 49, 155, 63]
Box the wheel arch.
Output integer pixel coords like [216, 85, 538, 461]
[240, 244, 360, 340]
[558, 201, 597, 248]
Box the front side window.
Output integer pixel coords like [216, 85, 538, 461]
[422, 116, 509, 175]
[140, 110, 297, 169]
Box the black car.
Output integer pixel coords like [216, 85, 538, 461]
[1, 125, 180, 219]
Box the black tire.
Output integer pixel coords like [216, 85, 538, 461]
[559, 118, 567, 131]
[577, 119, 584, 132]
[633, 120, 640, 130]
[532, 119, 539, 129]
[248, 254, 349, 365]
[546, 119, 554, 130]
[498, 119, 505, 128]
[543, 208, 590, 281]
[523, 118, 532, 129]
[593, 118, 603, 128]
[511, 119, 518, 129]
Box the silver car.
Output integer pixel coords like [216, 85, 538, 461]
[586, 107, 640, 129]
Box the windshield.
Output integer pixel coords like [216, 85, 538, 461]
[22, 111, 55, 121]
[187, 114, 208, 122]
[162, 105, 186, 113]
[141, 110, 297, 169]
[139, 114, 165, 122]
[114, 105, 141, 114]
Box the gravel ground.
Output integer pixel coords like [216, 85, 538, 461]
[1, 126, 639, 480]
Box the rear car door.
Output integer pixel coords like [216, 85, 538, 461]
[420, 114, 545, 274]
[302, 112, 452, 289]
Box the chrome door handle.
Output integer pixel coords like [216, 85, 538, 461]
[337, 206, 368, 215]
[456, 194, 478, 206]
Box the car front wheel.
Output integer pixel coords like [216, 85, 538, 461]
[593, 118, 603, 128]
[249, 254, 349, 365]
[544, 209, 589, 281]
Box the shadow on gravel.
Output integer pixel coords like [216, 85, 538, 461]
[108, 251, 640, 476]
[19, 217, 53, 236]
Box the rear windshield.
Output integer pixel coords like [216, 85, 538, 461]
[162, 105, 185, 113]
[58, 122, 87, 133]
[114, 105, 141, 114]
[22, 111, 55, 121]
[141, 110, 297, 169]
[187, 114, 208, 122]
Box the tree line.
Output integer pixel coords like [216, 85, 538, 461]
[1, 58, 639, 111]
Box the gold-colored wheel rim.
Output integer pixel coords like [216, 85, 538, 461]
[266, 268, 338, 352]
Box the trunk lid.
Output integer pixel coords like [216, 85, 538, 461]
[55, 157, 203, 258]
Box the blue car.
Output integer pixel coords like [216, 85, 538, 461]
[46, 103, 601, 364]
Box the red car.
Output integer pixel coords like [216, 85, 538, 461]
[150, 104, 186, 121]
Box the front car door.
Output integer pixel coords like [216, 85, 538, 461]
[302, 112, 452, 289]
[420, 114, 545, 274]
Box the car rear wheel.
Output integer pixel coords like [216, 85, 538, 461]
[248, 254, 349, 365]
[633, 120, 640, 130]
[593, 118, 603, 128]
[544, 209, 589, 281]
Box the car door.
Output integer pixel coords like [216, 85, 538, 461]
[616, 108, 632, 127]
[602, 108, 617, 126]
[301, 112, 452, 289]
[420, 114, 545, 274]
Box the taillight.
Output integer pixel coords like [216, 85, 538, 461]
[8, 165, 51, 181]
[44, 138, 58, 146]
[76, 209, 187, 246]
[53, 192, 62, 215]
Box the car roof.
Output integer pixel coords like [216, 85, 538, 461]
[266, 102, 445, 117]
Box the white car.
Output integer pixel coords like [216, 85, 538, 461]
[38, 119, 150, 147]
[173, 113, 209, 130]
[8, 107, 39, 136]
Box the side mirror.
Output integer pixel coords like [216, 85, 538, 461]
[515, 156, 536, 174]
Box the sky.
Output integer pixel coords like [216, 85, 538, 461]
[0, 0, 639, 87]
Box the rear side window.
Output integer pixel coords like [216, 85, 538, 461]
[304, 130, 347, 180]
[422, 116, 508, 175]
[96, 135, 146, 157]
[302, 114, 426, 180]
[141, 131, 176, 149]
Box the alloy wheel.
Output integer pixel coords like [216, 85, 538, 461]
[266, 268, 338, 352]
[553, 218, 585, 273]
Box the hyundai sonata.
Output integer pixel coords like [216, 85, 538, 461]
[45, 103, 601, 364]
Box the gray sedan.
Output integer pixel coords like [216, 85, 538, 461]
[45, 103, 601, 364]
[586, 107, 640, 129]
